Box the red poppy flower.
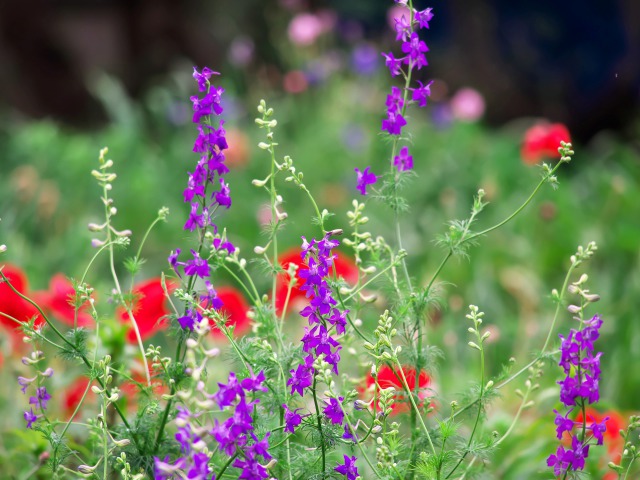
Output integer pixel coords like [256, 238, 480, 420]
[119, 360, 167, 409]
[63, 377, 94, 416]
[0, 263, 43, 330]
[364, 365, 432, 415]
[207, 286, 252, 338]
[521, 122, 571, 165]
[275, 248, 358, 315]
[36, 274, 94, 327]
[574, 407, 625, 459]
[117, 278, 175, 343]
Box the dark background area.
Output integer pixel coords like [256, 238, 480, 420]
[0, 0, 638, 140]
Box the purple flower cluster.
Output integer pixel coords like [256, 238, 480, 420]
[286, 233, 358, 477]
[547, 314, 606, 477]
[18, 367, 53, 429]
[154, 370, 270, 479]
[288, 233, 347, 397]
[381, 5, 433, 140]
[355, 3, 434, 194]
[212, 370, 271, 479]
[169, 67, 238, 330]
[154, 406, 213, 480]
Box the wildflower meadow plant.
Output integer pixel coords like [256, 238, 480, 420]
[0, 2, 635, 479]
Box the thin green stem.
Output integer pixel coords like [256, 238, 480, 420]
[312, 377, 326, 477]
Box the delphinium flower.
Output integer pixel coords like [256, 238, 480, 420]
[154, 405, 213, 480]
[355, 2, 434, 192]
[18, 362, 54, 430]
[211, 370, 271, 478]
[286, 232, 358, 476]
[169, 67, 238, 329]
[548, 314, 606, 477]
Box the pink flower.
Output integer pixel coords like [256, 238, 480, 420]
[450, 88, 485, 122]
[288, 13, 324, 46]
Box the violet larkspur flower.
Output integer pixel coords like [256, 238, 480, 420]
[288, 354, 315, 397]
[23, 409, 38, 429]
[29, 386, 52, 410]
[381, 109, 407, 135]
[354, 167, 377, 195]
[393, 146, 413, 172]
[192, 66, 219, 92]
[548, 314, 604, 476]
[415, 8, 434, 29]
[282, 404, 304, 433]
[381, 52, 404, 77]
[171, 66, 234, 331]
[411, 80, 433, 107]
[402, 32, 429, 65]
[323, 396, 345, 425]
[335, 455, 359, 480]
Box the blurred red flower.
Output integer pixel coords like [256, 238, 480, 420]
[574, 407, 625, 458]
[208, 286, 252, 339]
[35, 274, 94, 327]
[364, 365, 432, 415]
[0, 263, 43, 330]
[275, 248, 358, 315]
[63, 377, 94, 416]
[117, 278, 175, 343]
[521, 122, 571, 165]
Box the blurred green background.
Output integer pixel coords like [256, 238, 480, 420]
[0, 0, 639, 477]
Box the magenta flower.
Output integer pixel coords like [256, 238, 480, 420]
[354, 167, 378, 195]
[335, 455, 359, 480]
[393, 146, 414, 172]
[411, 80, 433, 107]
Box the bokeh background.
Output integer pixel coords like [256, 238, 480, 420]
[1, 0, 639, 477]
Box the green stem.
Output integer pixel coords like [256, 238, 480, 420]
[312, 378, 326, 477]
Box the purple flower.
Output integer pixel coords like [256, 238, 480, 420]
[549, 314, 604, 476]
[547, 444, 573, 477]
[553, 409, 574, 440]
[590, 417, 609, 445]
[394, 14, 411, 42]
[192, 66, 219, 92]
[354, 167, 377, 195]
[402, 32, 428, 62]
[381, 109, 407, 135]
[29, 386, 51, 410]
[23, 409, 38, 429]
[385, 86, 405, 114]
[411, 80, 433, 107]
[18, 376, 35, 394]
[335, 455, 359, 480]
[393, 146, 414, 172]
[183, 250, 210, 278]
[282, 404, 304, 434]
[323, 397, 345, 425]
[415, 8, 434, 29]
[381, 52, 404, 77]
[288, 355, 315, 397]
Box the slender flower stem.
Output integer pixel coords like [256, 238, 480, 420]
[311, 378, 326, 477]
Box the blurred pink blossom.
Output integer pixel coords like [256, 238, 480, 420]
[450, 88, 485, 122]
[288, 13, 324, 46]
[387, 5, 411, 30]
